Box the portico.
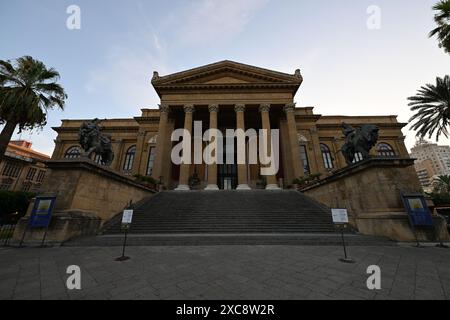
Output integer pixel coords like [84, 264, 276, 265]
[150, 60, 306, 190]
[164, 103, 295, 191]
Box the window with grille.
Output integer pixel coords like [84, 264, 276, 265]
[36, 170, 46, 183]
[22, 181, 32, 192]
[2, 162, 22, 178]
[377, 143, 396, 157]
[93, 154, 102, 165]
[123, 146, 136, 172]
[320, 144, 334, 170]
[353, 153, 364, 163]
[146, 147, 156, 176]
[26, 167, 37, 181]
[299, 145, 311, 176]
[0, 178, 13, 190]
[64, 146, 81, 159]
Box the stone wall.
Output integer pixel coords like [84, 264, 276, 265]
[302, 158, 450, 241]
[41, 159, 155, 221]
[12, 159, 156, 244]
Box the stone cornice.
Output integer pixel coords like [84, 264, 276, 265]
[52, 126, 140, 133]
[133, 116, 161, 124]
[154, 83, 301, 96]
[316, 123, 407, 130]
[295, 115, 322, 122]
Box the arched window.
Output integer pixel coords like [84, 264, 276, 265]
[299, 145, 311, 175]
[320, 144, 334, 170]
[377, 143, 396, 157]
[353, 153, 364, 163]
[146, 147, 156, 176]
[123, 146, 136, 172]
[93, 153, 103, 165]
[64, 146, 81, 159]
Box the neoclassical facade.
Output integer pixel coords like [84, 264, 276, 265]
[52, 61, 409, 190]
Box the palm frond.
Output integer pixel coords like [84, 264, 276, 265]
[0, 55, 67, 128]
[409, 75, 450, 140]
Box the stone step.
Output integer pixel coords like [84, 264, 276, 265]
[64, 233, 396, 247]
[102, 190, 339, 236]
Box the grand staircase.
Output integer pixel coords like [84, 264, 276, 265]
[64, 191, 394, 246]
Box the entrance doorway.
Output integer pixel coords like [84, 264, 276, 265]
[217, 127, 238, 190]
[218, 164, 237, 190]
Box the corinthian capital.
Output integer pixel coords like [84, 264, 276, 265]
[184, 104, 195, 114]
[208, 104, 219, 113]
[259, 104, 271, 113]
[235, 104, 246, 113]
[159, 104, 170, 114]
[284, 103, 296, 113]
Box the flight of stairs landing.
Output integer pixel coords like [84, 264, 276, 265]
[63, 191, 395, 246]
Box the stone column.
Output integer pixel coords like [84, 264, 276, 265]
[284, 103, 304, 178]
[151, 104, 170, 183]
[205, 104, 220, 190]
[175, 104, 195, 191]
[132, 130, 146, 176]
[113, 139, 125, 172]
[235, 104, 251, 190]
[260, 104, 281, 190]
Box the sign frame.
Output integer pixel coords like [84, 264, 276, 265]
[401, 194, 434, 227]
[121, 209, 134, 230]
[331, 208, 349, 225]
[29, 196, 57, 229]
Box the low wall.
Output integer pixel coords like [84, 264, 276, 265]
[12, 159, 156, 244]
[302, 158, 450, 242]
[40, 159, 155, 221]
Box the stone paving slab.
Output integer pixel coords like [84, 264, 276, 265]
[0, 245, 449, 300]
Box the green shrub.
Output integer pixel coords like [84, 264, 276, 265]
[0, 191, 35, 222]
[428, 192, 450, 206]
[133, 174, 158, 187]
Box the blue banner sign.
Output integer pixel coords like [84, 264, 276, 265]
[29, 196, 57, 228]
[402, 194, 434, 227]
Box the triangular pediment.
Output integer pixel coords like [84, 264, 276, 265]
[151, 60, 302, 92]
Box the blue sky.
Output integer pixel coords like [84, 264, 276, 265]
[0, 0, 449, 155]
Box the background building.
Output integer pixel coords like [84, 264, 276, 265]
[410, 139, 450, 191]
[0, 140, 50, 192]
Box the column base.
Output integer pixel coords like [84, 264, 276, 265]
[266, 184, 281, 190]
[175, 185, 190, 191]
[236, 184, 252, 190]
[204, 184, 220, 191]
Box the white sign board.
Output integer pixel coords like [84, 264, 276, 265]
[331, 209, 349, 224]
[122, 210, 134, 224]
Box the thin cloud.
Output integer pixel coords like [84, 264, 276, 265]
[85, 44, 168, 111]
[176, 0, 269, 45]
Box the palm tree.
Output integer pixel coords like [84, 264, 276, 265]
[0, 56, 67, 160]
[433, 175, 450, 194]
[429, 0, 450, 54]
[409, 75, 450, 140]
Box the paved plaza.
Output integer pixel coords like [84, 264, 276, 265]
[0, 244, 449, 300]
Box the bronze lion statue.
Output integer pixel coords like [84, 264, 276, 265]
[341, 123, 379, 165]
